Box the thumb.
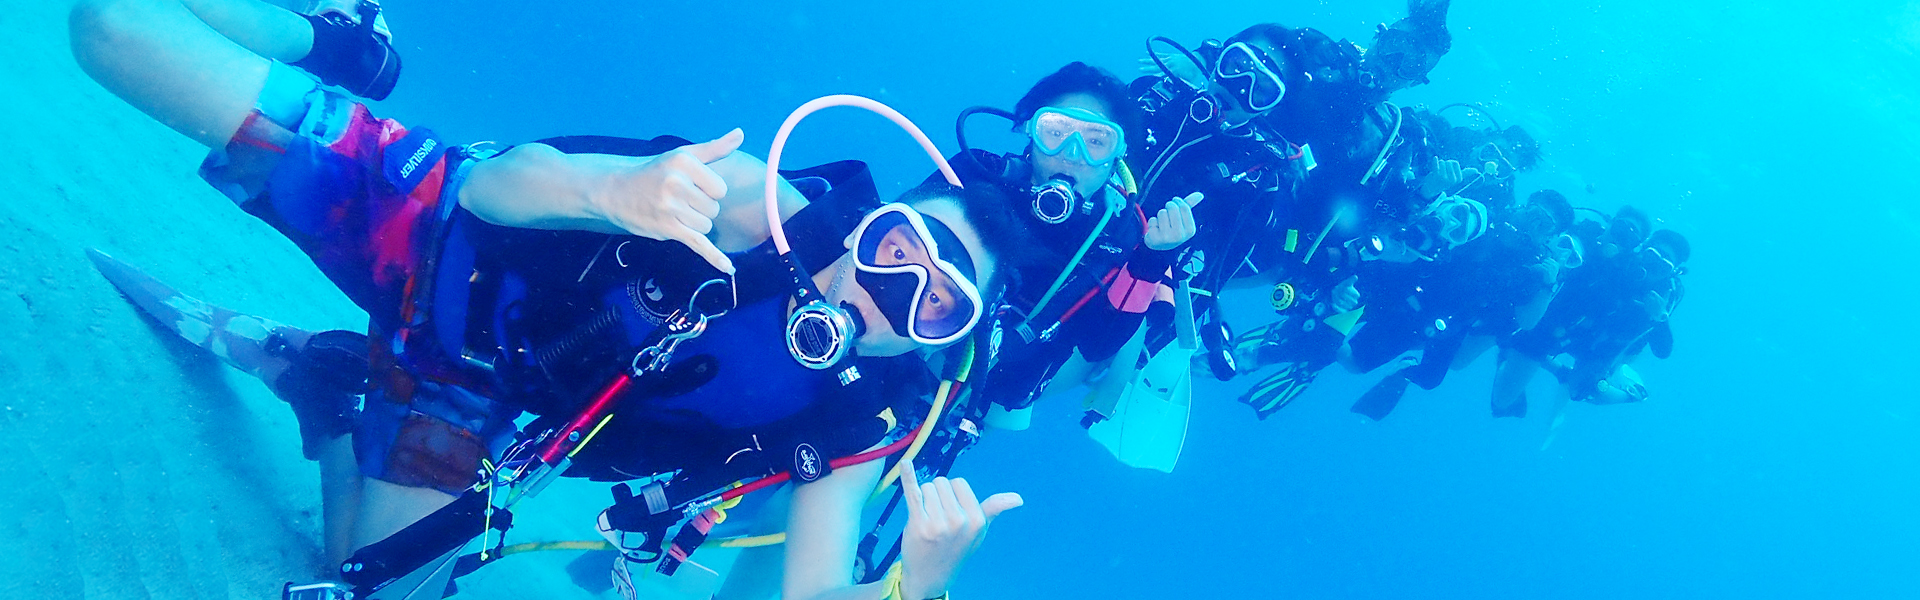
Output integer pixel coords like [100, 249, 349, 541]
[685, 128, 745, 164]
[1340, 275, 1360, 287]
[979, 492, 1024, 522]
[1181, 191, 1204, 208]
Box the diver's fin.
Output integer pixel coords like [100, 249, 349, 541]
[90, 249, 360, 459]
[1490, 390, 1527, 418]
[1350, 371, 1412, 421]
[1087, 279, 1197, 472]
[89, 248, 300, 375]
[1087, 343, 1192, 473]
[1237, 361, 1319, 419]
[88, 249, 235, 350]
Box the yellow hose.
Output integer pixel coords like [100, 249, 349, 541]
[493, 532, 791, 560]
[870, 344, 974, 503]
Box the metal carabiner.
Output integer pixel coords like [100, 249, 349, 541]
[631, 312, 709, 376]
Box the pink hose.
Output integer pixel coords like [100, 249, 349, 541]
[763, 95, 963, 255]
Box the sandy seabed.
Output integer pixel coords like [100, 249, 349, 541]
[0, 3, 732, 598]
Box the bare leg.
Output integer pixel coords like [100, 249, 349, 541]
[713, 487, 794, 600]
[352, 478, 458, 551]
[179, 0, 315, 63]
[71, 0, 282, 147]
[317, 437, 363, 566]
[1490, 347, 1540, 416]
[1449, 334, 1497, 371]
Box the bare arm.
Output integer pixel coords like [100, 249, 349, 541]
[785, 454, 1023, 600]
[457, 129, 809, 272]
[783, 458, 890, 600]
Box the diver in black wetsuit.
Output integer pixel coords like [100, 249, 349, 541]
[1500, 218, 1688, 410]
[1128, 23, 1318, 380]
[949, 63, 1198, 419]
[1345, 189, 1582, 420]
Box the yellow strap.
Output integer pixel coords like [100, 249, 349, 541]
[871, 344, 974, 502]
[714, 533, 786, 548]
[881, 561, 907, 600]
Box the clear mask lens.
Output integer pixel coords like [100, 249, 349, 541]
[852, 205, 983, 343]
[1028, 108, 1125, 166]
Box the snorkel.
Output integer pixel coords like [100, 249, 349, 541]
[763, 95, 965, 380]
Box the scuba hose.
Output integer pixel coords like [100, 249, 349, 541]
[479, 344, 978, 556]
[872, 343, 975, 501]
[1024, 200, 1120, 321]
[1437, 102, 1506, 132]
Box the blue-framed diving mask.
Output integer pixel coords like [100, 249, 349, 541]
[1025, 106, 1128, 168]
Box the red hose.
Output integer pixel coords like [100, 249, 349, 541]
[718, 422, 920, 502]
[540, 373, 632, 464]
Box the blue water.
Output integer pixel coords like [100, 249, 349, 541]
[52, 1, 1920, 598]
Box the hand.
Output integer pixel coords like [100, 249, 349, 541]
[1527, 262, 1557, 285]
[593, 129, 745, 273]
[1636, 290, 1670, 321]
[1329, 275, 1362, 313]
[1144, 192, 1203, 251]
[898, 459, 1023, 600]
[1416, 157, 1465, 201]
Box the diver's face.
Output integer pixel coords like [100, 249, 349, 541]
[1515, 203, 1557, 241]
[1028, 93, 1119, 199]
[822, 197, 996, 357]
[1602, 217, 1648, 256]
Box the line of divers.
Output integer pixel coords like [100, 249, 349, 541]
[70, 0, 1689, 599]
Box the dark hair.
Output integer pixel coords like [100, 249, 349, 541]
[1397, 0, 1453, 56]
[1612, 205, 1652, 243]
[1647, 229, 1690, 264]
[898, 175, 1036, 297]
[1013, 62, 1145, 156]
[1502, 125, 1541, 171]
[1528, 189, 1575, 232]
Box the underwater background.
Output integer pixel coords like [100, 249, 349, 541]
[2, 0, 1917, 598]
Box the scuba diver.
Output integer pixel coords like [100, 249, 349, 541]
[1344, 189, 1582, 420]
[1251, 0, 1454, 155]
[948, 62, 1198, 423]
[71, 2, 1027, 600]
[1410, 103, 1543, 215]
[1127, 23, 1317, 381]
[1497, 209, 1687, 413]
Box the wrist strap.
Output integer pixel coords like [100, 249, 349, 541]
[879, 561, 951, 600]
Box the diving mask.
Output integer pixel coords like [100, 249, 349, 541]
[1427, 196, 1489, 248]
[1027, 106, 1127, 167]
[1213, 41, 1286, 113]
[1368, 27, 1439, 84]
[1550, 233, 1585, 269]
[851, 203, 984, 346]
[1633, 246, 1681, 283]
